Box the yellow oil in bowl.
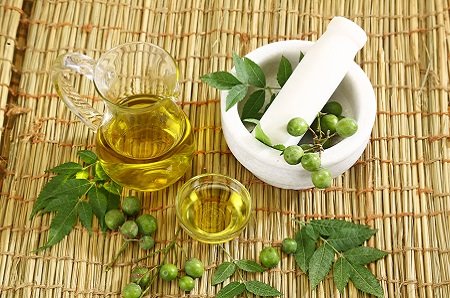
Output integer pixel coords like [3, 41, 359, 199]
[176, 174, 252, 243]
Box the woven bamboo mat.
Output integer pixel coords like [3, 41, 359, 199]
[0, 0, 449, 297]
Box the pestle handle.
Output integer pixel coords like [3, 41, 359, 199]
[257, 17, 367, 146]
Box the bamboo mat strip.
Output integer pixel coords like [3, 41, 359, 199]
[0, 0, 449, 297]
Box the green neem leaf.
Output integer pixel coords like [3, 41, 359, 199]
[47, 162, 82, 176]
[94, 163, 109, 181]
[43, 195, 77, 213]
[294, 227, 317, 272]
[235, 259, 265, 273]
[31, 177, 92, 218]
[88, 187, 108, 231]
[277, 55, 293, 87]
[226, 84, 248, 111]
[241, 89, 266, 120]
[39, 201, 79, 250]
[77, 150, 98, 165]
[103, 180, 122, 196]
[232, 53, 248, 84]
[263, 93, 277, 113]
[255, 124, 272, 146]
[216, 282, 246, 298]
[272, 144, 285, 151]
[304, 224, 319, 241]
[310, 219, 371, 237]
[104, 189, 121, 211]
[245, 281, 282, 297]
[243, 57, 266, 88]
[348, 263, 384, 298]
[299, 51, 304, 62]
[201, 71, 242, 90]
[78, 201, 93, 233]
[343, 247, 388, 265]
[308, 243, 335, 289]
[333, 257, 351, 293]
[327, 228, 377, 252]
[212, 262, 236, 285]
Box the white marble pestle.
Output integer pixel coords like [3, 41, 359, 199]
[257, 17, 367, 146]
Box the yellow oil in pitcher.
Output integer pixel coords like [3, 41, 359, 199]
[95, 94, 194, 191]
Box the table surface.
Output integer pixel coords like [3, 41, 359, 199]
[0, 0, 449, 297]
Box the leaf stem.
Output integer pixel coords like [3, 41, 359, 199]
[105, 240, 130, 271]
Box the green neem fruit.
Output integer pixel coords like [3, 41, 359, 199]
[139, 235, 155, 250]
[336, 117, 358, 137]
[287, 117, 308, 136]
[178, 276, 195, 291]
[122, 196, 141, 216]
[301, 152, 321, 172]
[281, 238, 297, 254]
[312, 168, 332, 189]
[120, 220, 139, 239]
[159, 263, 178, 281]
[136, 214, 158, 236]
[130, 266, 151, 288]
[184, 258, 204, 278]
[320, 114, 338, 134]
[104, 209, 125, 230]
[283, 145, 304, 165]
[322, 101, 343, 116]
[259, 247, 280, 268]
[121, 283, 142, 298]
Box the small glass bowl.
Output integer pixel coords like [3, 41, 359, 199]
[175, 173, 252, 244]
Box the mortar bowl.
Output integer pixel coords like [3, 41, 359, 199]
[220, 40, 376, 189]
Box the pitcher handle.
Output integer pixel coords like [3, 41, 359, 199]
[51, 53, 103, 131]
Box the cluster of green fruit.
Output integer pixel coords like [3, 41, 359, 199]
[122, 258, 205, 298]
[104, 196, 157, 250]
[257, 238, 298, 269]
[281, 101, 358, 188]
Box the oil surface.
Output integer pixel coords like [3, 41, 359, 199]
[96, 94, 194, 191]
[179, 183, 250, 240]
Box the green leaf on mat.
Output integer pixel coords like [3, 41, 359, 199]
[212, 262, 236, 285]
[277, 55, 293, 87]
[308, 243, 335, 289]
[327, 228, 377, 252]
[232, 53, 248, 84]
[88, 187, 108, 232]
[241, 89, 266, 120]
[333, 257, 351, 293]
[294, 226, 317, 272]
[348, 263, 384, 298]
[226, 84, 248, 111]
[310, 219, 371, 237]
[47, 162, 82, 176]
[235, 259, 266, 273]
[77, 150, 98, 164]
[216, 282, 246, 298]
[201, 71, 242, 90]
[343, 246, 388, 265]
[245, 280, 282, 297]
[77, 201, 93, 233]
[243, 57, 266, 88]
[94, 162, 109, 181]
[103, 180, 122, 196]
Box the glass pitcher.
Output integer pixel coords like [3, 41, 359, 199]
[52, 42, 195, 191]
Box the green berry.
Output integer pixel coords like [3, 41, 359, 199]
[104, 209, 125, 230]
[301, 153, 321, 172]
[139, 235, 155, 250]
[75, 170, 89, 180]
[159, 263, 178, 281]
[283, 145, 304, 165]
[178, 276, 195, 292]
[312, 168, 332, 189]
[136, 214, 158, 235]
[322, 101, 343, 116]
[320, 114, 338, 134]
[121, 283, 142, 298]
[122, 196, 141, 216]
[130, 267, 151, 288]
[336, 117, 358, 137]
[281, 238, 297, 254]
[120, 220, 139, 239]
[184, 258, 204, 278]
[287, 117, 308, 136]
[259, 247, 280, 268]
